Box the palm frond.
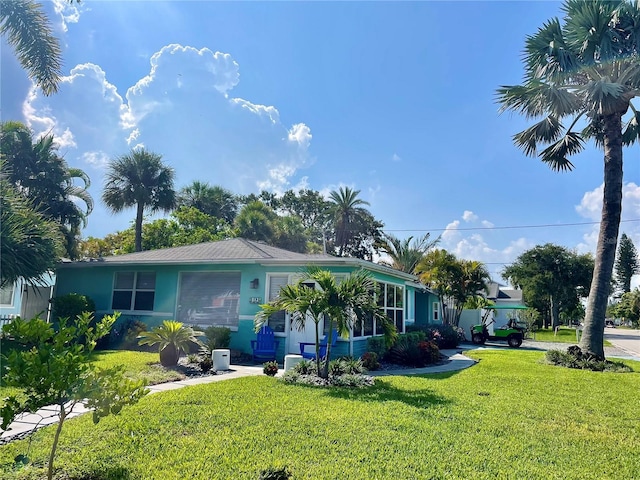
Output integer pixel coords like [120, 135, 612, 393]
[622, 108, 640, 146]
[0, 0, 62, 95]
[563, 0, 621, 63]
[539, 132, 585, 171]
[524, 18, 580, 81]
[513, 115, 564, 157]
[497, 81, 582, 119]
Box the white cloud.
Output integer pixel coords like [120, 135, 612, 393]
[21, 44, 314, 235]
[441, 220, 460, 242]
[391, 153, 401, 162]
[82, 151, 110, 169]
[481, 220, 494, 228]
[52, 0, 83, 32]
[576, 182, 640, 253]
[462, 210, 478, 222]
[54, 127, 76, 149]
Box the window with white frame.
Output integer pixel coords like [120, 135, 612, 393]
[352, 281, 404, 337]
[177, 272, 240, 327]
[0, 284, 15, 306]
[433, 302, 440, 322]
[111, 272, 156, 311]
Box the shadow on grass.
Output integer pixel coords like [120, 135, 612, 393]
[71, 465, 131, 480]
[324, 380, 451, 409]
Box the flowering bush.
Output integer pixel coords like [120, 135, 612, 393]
[263, 361, 279, 376]
[418, 340, 440, 364]
[361, 351, 380, 370]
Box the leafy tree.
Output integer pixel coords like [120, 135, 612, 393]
[609, 288, 640, 327]
[78, 230, 136, 258]
[338, 210, 384, 261]
[502, 244, 594, 329]
[273, 215, 308, 253]
[416, 250, 490, 326]
[1, 312, 148, 480]
[1, 121, 94, 258]
[377, 233, 440, 273]
[497, 0, 640, 358]
[0, 0, 62, 95]
[614, 233, 640, 295]
[102, 148, 177, 252]
[0, 174, 63, 287]
[177, 181, 238, 223]
[138, 320, 203, 367]
[280, 189, 333, 247]
[256, 267, 396, 379]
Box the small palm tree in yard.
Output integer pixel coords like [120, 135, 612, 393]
[138, 320, 203, 367]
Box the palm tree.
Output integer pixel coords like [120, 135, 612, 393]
[1, 121, 93, 258]
[138, 320, 203, 367]
[177, 181, 238, 223]
[102, 149, 177, 252]
[497, 0, 640, 358]
[0, 0, 62, 95]
[377, 233, 440, 273]
[329, 186, 371, 256]
[0, 174, 63, 287]
[234, 201, 277, 243]
[256, 267, 396, 379]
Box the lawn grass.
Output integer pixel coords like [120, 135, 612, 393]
[1, 350, 638, 479]
[530, 327, 612, 346]
[0, 350, 183, 401]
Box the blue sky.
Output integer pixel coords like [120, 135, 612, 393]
[2, 0, 639, 283]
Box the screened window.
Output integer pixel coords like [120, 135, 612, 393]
[178, 272, 240, 327]
[0, 284, 15, 306]
[112, 272, 156, 311]
[266, 275, 289, 332]
[353, 282, 404, 337]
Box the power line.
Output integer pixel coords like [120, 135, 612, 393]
[384, 218, 640, 233]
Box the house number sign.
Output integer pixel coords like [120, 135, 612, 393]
[249, 297, 262, 304]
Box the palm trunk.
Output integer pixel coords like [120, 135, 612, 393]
[580, 113, 624, 359]
[135, 202, 144, 252]
[550, 294, 560, 330]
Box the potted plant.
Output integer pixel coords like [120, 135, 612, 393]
[138, 320, 203, 367]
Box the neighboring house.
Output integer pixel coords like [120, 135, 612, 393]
[55, 238, 440, 361]
[0, 274, 55, 326]
[458, 282, 527, 340]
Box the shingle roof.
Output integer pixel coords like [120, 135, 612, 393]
[63, 238, 335, 265]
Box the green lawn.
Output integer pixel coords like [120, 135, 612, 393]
[1, 350, 638, 479]
[530, 327, 612, 346]
[0, 350, 182, 401]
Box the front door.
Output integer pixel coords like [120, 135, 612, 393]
[288, 281, 321, 354]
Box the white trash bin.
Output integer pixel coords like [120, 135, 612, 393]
[284, 354, 304, 372]
[212, 349, 230, 371]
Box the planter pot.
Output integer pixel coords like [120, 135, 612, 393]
[160, 344, 178, 367]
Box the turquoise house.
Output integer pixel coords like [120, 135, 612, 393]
[55, 238, 440, 361]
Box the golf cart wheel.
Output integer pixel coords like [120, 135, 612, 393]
[507, 335, 522, 348]
[472, 333, 485, 345]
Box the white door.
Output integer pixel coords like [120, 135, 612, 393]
[288, 281, 321, 354]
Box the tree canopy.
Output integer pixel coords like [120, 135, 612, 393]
[614, 233, 640, 296]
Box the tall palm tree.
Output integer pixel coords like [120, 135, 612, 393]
[177, 181, 238, 223]
[1, 121, 93, 259]
[102, 149, 176, 252]
[0, 0, 62, 95]
[377, 233, 440, 273]
[329, 186, 371, 256]
[497, 0, 640, 358]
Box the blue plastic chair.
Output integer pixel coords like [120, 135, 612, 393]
[251, 325, 280, 362]
[299, 330, 339, 360]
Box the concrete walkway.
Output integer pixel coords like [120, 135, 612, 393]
[0, 351, 476, 443]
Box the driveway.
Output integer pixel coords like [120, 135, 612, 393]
[604, 327, 640, 358]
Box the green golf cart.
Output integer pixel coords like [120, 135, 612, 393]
[471, 318, 525, 348]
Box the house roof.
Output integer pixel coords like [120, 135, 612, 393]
[59, 238, 422, 283]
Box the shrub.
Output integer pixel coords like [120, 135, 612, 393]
[407, 323, 459, 348]
[386, 334, 440, 367]
[138, 321, 204, 367]
[203, 326, 231, 350]
[366, 336, 388, 358]
[258, 466, 292, 480]
[187, 353, 200, 364]
[361, 351, 380, 370]
[331, 373, 375, 388]
[51, 293, 95, 322]
[545, 346, 632, 373]
[328, 358, 346, 377]
[292, 359, 317, 375]
[199, 355, 213, 372]
[263, 361, 279, 376]
[340, 357, 365, 374]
